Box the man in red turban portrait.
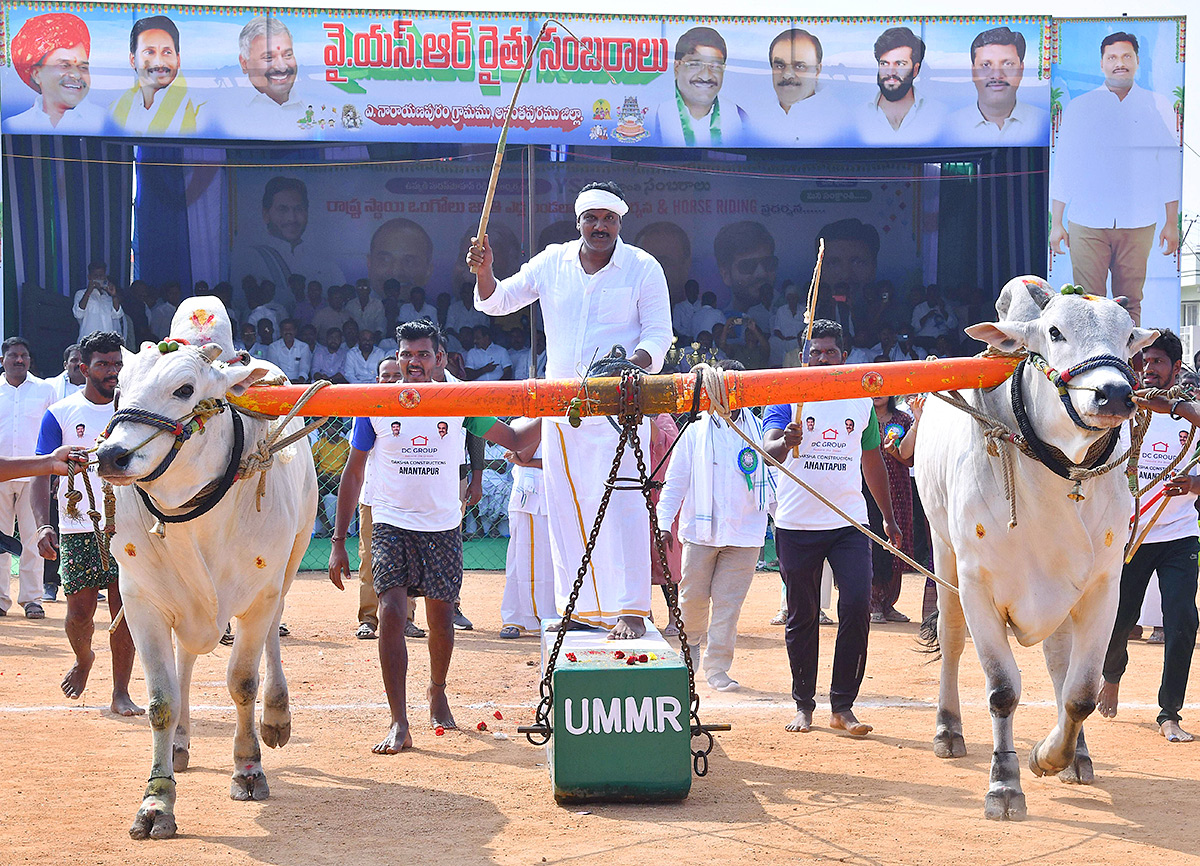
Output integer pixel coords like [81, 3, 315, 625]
[8, 13, 104, 131]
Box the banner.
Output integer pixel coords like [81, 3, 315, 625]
[2, 5, 1056, 148]
[1047, 18, 1185, 330]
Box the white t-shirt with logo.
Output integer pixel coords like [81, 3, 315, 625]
[764, 397, 879, 531]
[350, 414, 496, 532]
[35, 391, 115, 534]
[1135, 411, 1200, 544]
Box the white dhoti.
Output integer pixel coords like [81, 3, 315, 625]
[543, 417, 652, 628]
[501, 511, 555, 631]
[1138, 571, 1163, 629]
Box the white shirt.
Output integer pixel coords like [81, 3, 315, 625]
[397, 302, 437, 324]
[36, 391, 114, 533]
[769, 398, 876, 531]
[148, 300, 177, 340]
[510, 348, 532, 381]
[656, 412, 772, 548]
[72, 287, 125, 340]
[1050, 83, 1180, 229]
[109, 77, 200, 135]
[654, 93, 746, 146]
[508, 449, 545, 515]
[911, 301, 958, 340]
[8, 97, 107, 133]
[770, 304, 806, 340]
[231, 235, 345, 305]
[691, 306, 725, 339]
[266, 338, 313, 382]
[672, 298, 701, 337]
[311, 344, 347, 380]
[465, 343, 512, 381]
[219, 86, 308, 136]
[49, 372, 85, 403]
[341, 346, 387, 384]
[0, 374, 55, 458]
[948, 98, 1050, 145]
[1135, 412, 1199, 544]
[751, 87, 846, 145]
[445, 301, 487, 334]
[857, 91, 948, 145]
[345, 295, 387, 336]
[475, 238, 672, 382]
[246, 305, 281, 336]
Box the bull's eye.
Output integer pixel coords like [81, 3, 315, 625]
[174, 384, 194, 400]
[1048, 326, 1065, 342]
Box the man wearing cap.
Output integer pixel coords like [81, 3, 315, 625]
[468, 181, 673, 639]
[8, 12, 105, 132]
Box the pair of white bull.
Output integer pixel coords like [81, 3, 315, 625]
[101, 284, 1151, 836]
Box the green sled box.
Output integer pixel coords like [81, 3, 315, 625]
[540, 622, 692, 804]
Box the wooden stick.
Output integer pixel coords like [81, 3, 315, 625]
[793, 238, 825, 458]
[1127, 496, 1170, 564]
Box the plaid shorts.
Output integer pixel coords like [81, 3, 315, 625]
[60, 532, 118, 596]
[371, 523, 463, 604]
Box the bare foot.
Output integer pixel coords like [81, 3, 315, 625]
[1097, 679, 1120, 718]
[830, 710, 873, 737]
[785, 709, 812, 732]
[111, 692, 145, 716]
[1161, 720, 1194, 743]
[607, 616, 646, 640]
[61, 650, 95, 699]
[372, 721, 413, 754]
[428, 682, 457, 730]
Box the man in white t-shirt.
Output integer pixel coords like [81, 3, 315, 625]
[328, 320, 535, 754]
[463, 326, 512, 382]
[72, 261, 125, 341]
[764, 320, 900, 738]
[266, 318, 312, 382]
[1099, 330, 1198, 743]
[32, 331, 143, 717]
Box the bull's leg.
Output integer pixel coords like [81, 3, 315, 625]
[1029, 587, 1113, 781]
[1041, 625, 1093, 784]
[960, 586, 1026, 821]
[227, 606, 274, 802]
[260, 594, 291, 749]
[125, 607, 180, 840]
[932, 537, 967, 759]
[173, 645, 198, 773]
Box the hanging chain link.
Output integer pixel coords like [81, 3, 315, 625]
[525, 370, 718, 776]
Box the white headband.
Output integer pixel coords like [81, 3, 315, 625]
[575, 189, 628, 218]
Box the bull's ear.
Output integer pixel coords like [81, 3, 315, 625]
[1129, 327, 1159, 356]
[965, 320, 1032, 354]
[223, 361, 272, 397]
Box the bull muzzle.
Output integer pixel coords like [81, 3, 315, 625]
[95, 441, 137, 480]
[1092, 380, 1134, 416]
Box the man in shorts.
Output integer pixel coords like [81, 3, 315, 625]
[328, 320, 534, 753]
[32, 331, 143, 716]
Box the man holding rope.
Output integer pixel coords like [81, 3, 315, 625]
[763, 319, 900, 736]
[1098, 329, 1198, 743]
[30, 331, 143, 716]
[468, 181, 673, 639]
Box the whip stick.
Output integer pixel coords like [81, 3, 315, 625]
[793, 238, 825, 458]
[469, 21, 614, 274]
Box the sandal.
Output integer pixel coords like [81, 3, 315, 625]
[819, 611, 834, 626]
[220, 624, 234, 646]
[770, 612, 786, 626]
[499, 625, 521, 639]
[405, 621, 427, 639]
[278, 623, 290, 637]
[356, 622, 377, 640]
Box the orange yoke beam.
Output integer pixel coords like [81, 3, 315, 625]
[230, 356, 1020, 419]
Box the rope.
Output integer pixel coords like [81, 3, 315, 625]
[238, 380, 332, 512]
[64, 454, 114, 570]
[691, 364, 959, 595]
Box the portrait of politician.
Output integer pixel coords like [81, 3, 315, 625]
[634, 221, 693, 306]
[752, 29, 844, 145]
[8, 13, 105, 132]
[714, 221, 776, 313]
[653, 27, 746, 146]
[236, 16, 304, 119]
[368, 218, 434, 296]
[1049, 31, 1180, 326]
[110, 15, 201, 135]
[947, 27, 1049, 144]
[856, 26, 946, 145]
[813, 218, 885, 345]
[233, 176, 343, 299]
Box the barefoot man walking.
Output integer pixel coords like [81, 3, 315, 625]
[31, 331, 143, 716]
[328, 321, 534, 752]
[468, 181, 673, 639]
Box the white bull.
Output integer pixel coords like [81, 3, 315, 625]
[914, 276, 1156, 820]
[96, 340, 317, 839]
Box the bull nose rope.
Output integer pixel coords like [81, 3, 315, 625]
[690, 363, 960, 595]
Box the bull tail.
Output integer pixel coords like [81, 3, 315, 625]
[917, 610, 941, 661]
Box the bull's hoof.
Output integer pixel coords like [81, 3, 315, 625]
[129, 806, 177, 840]
[1057, 753, 1094, 785]
[933, 730, 966, 758]
[230, 771, 270, 801]
[1028, 739, 1062, 777]
[983, 786, 1027, 821]
[172, 745, 190, 773]
[260, 718, 291, 749]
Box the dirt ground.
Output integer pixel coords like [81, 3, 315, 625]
[1, 569, 1197, 866]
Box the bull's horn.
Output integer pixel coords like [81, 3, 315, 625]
[1023, 277, 1054, 310]
[199, 343, 224, 363]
